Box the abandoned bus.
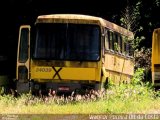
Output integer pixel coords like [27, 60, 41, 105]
[152, 28, 160, 87]
[16, 14, 134, 94]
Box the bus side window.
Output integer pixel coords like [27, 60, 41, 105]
[105, 29, 109, 50]
[126, 42, 129, 56]
[122, 36, 130, 56]
[113, 33, 119, 52]
[107, 31, 111, 50]
[128, 43, 134, 57]
[122, 35, 126, 55]
[117, 34, 122, 53]
[19, 28, 29, 62]
[108, 31, 114, 51]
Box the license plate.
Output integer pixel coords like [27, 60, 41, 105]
[58, 86, 70, 91]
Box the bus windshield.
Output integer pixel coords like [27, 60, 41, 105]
[32, 23, 100, 61]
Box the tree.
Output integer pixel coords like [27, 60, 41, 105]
[119, 0, 155, 81]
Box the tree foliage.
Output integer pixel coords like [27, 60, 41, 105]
[119, 0, 159, 80]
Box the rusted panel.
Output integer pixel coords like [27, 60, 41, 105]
[104, 52, 134, 83]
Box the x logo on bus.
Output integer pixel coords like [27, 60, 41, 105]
[52, 67, 62, 80]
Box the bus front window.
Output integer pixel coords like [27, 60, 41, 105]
[33, 23, 100, 61]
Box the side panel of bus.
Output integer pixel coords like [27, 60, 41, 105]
[103, 29, 134, 84]
[152, 28, 160, 86]
[104, 53, 134, 83]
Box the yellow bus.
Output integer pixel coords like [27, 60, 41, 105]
[16, 14, 134, 94]
[152, 28, 160, 87]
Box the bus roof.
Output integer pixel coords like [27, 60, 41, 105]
[153, 28, 160, 32]
[36, 14, 134, 39]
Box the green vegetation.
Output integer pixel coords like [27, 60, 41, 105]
[0, 85, 160, 114]
[0, 68, 160, 114]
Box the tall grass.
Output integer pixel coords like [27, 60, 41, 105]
[0, 88, 159, 114]
[0, 68, 160, 114]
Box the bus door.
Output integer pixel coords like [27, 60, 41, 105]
[16, 25, 30, 93]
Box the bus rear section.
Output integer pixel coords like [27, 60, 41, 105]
[16, 14, 103, 94]
[152, 28, 160, 87]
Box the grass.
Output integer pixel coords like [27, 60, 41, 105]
[0, 83, 160, 114]
[0, 96, 160, 114]
[0, 68, 160, 114]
